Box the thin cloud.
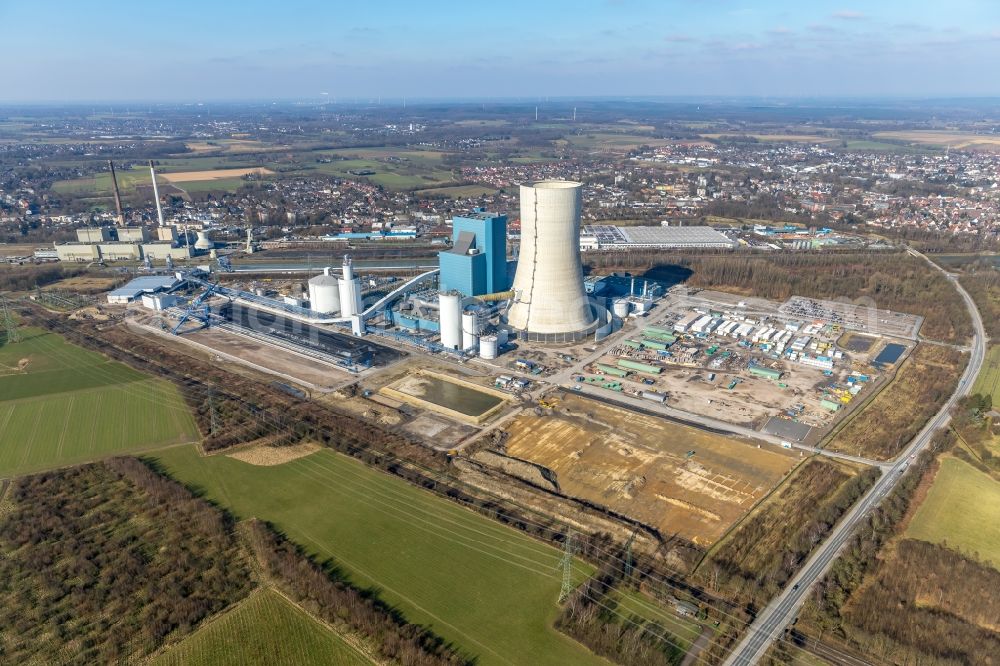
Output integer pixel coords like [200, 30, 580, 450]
[832, 10, 866, 20]
[807, 23, 837, 33]
[665, 34, 696, 43]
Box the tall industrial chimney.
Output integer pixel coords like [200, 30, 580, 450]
[108, 160, 125, 225]
[506, 181, 595, 340]
[149, 160, 165, 226]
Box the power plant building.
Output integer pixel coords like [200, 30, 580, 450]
[506, 181, 597, 342]
[438, 209, 508, 297]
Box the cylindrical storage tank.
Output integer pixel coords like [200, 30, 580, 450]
[338, 279, 355, 317]
[194, 230, 213, 250]
[462, 310, 484, 335]
[438, 291, 462, 350]
[480, 335, 498, 359]
[612, 298, 631, 319]
[352, 280, 363, 314]
[308, 268, 341, 314]
[463, 330, 478, 351]
[506, 181, 596, 338]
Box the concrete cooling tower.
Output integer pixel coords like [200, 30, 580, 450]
[506, 180, 596, 342]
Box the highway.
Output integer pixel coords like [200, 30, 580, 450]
[723, 249, 988, 665]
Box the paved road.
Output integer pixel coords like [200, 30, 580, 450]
[564, 382, 889, 469]
[723, 249, 988, 665]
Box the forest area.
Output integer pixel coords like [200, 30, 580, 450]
[788, 430, 1000, 666]
[695, 460, 879, 612]
[0, 459, 253, 664]
[0, 456, 475, 666]
[960, 267, 1000, 340]
[585, 250, 972, 343]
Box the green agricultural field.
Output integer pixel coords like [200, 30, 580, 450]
[151, 445, 604, 666]
[174, 177, 251, 194]
[51, 168, 151, 195]
[155, 589, 372, 666]
[414, 184, 497, 198]
[906, 455, 1000, 569]
[0, 329, 199, 477]
[842, 140, 913, 152]
[308, 155, 455, 190]
[972, 345, 1000, 404]
[50, 157, 272, 196]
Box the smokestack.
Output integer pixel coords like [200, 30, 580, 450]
[149, 160, 165, 227]
[108, 160, 125, 225]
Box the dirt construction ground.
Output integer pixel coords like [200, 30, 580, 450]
[184, 327, 354, 390]
[503, 392, 799, 546]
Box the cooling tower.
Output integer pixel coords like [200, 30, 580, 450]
[506, 181, 595, 340]
[194, 230, 214, 250]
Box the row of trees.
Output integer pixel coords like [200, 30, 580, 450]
[0, 264, 92, 293]
[246, 519, 470, 666]
[556, 560, 687, 666]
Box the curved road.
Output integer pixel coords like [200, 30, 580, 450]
[723, 249, 988, 665]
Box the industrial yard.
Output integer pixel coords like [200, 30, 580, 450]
[101, 179, 923, 456]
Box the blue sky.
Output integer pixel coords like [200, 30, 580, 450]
[2, 0, 998, 101]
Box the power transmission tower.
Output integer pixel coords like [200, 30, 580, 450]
[0, 297, 21, 344]
[624, 528, 638, 585]
[558, 529, 575, 603]
[207, 388, 219, 435]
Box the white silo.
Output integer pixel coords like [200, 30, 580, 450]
[479, 335, 498, 359]
[463, 308, 484, 351]
[338, 255, 363, 317]
[612, 298, 631, 319]
[308, 268, 341, 314]
[438, 291, 463, 350]
[506, 181, 595, 340]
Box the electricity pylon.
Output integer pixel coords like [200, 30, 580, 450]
[558, 529, 575, 603]
[0, 297, 20, 344]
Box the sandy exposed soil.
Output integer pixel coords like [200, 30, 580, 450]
[503, 392, 797, 546]
[227, 441, 321, 466]
[161, 167, 274, 182]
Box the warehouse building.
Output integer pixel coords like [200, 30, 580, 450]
[54, 243, 101, 262]
[141, 242, 193, 261]
[106, 275, 184, 304]
[580, 225, 737, 251]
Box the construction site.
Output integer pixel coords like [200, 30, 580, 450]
[495, 391, 799, 546]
